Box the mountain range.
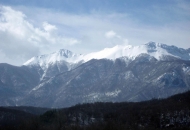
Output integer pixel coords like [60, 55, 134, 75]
[0, 42, 190, 108]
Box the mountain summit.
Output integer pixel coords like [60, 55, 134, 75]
[24, 42, 190, 67]
[23, 42, 190, 81]
[24, 49, 79, 66]
[0, 42, 190, 108]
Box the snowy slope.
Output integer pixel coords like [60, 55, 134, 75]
[24, 42, 190, 67]
[82, 42, 190, 61]
[23, 49, 83, 80]
[23, 49, 81, 70]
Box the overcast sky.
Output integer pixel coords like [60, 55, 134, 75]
[0, 0, 190, 65]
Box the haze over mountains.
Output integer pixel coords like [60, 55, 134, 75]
[0, 42, 190, 108]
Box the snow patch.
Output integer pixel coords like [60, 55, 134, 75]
[183, 67, 190, 73]
[105, 89, 121, 97]
[87, 93, 101, 100]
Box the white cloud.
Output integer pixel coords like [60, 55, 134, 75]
[105, 30, 116, 38]
[0, 6, 79, 65]
[0, 5, 189, 65]
[18, 6, 190, 49]
[43, 21, 57, 32]
[105, 30, 129, 46]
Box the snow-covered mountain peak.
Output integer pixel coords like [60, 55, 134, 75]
[143, 42, 190, 60]
[23, 49, 80, 67]
[145, 42, 176, 51]
[24, 42, 190, 68]
[57, 49, 75, 58]
[145, 42, 188, 53]
[145, 41, 166, 46]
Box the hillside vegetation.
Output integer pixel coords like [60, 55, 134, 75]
[0, 90, 190, 130]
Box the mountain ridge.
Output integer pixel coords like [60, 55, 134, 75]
[24, 42, 190, 67]
[0, 42, 190, 108]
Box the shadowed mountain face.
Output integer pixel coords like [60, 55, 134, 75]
[0, 43, 190, 108]
[0, 63, 41, 106]
[20, 55, 190, 108]
[1, 55, 190, 108]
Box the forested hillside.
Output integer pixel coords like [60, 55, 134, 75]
[0, 90, 190, 130]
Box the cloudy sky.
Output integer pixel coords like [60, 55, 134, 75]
[0, 0, 190, 65]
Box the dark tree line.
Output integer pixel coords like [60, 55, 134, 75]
[0, 90, 190, 130]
